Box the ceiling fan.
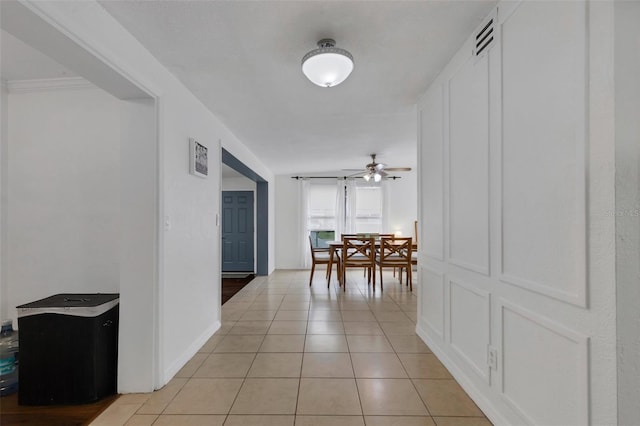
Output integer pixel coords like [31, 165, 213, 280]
[344, 154, 412, 182]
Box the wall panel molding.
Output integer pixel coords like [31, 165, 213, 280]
[499, 299, 589, 425]
[448, 279, 491, 382]
[419, 85, 445, 261]
[447, 52, 491, 276]
[498, 0, 588, 307]
[420, 267, 445, 338]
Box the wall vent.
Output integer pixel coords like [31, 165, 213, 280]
[473, 11, 496, 58]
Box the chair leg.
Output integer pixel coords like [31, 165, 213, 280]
[309, 263, 315, 286]
[408, 266, 412, 291]
[375, 265, 380, 291]
[378, 265, 383, 291]
[371, 267, 374, 290]
[325, 264, 331, 288]
[341, 264, 346, 292]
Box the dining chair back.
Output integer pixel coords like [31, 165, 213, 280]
[341, 236, 376, 291]
[376, 236, 413, 291]
[308, 235, 332, 287]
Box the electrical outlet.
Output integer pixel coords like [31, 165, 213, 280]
[487, 345, 498, 371]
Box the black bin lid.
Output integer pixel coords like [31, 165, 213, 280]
[17, 293, 119, 318]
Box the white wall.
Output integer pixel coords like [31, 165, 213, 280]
[0, 82, 8, 320]
[275, 173, 418, 269]
[3, 0, 275, 392]
[416, 2, 618, 424]
[222, 175, 256, 191]
[615, 2, 640, 423]
[5, 86, 121, 325]
[275, 175, 302, 269]
[385, 170, 418, 239]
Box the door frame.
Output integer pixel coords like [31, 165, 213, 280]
[221, 148, 268, 275]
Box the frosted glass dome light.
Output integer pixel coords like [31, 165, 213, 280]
[302, 39, 354, 88]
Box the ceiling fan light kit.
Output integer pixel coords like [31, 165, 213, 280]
[363, 171, 382, 182]
[343, 154, 412, 181]
[302, 39, 354, 88]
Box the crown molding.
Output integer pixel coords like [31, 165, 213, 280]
[7, 77, 95, 94]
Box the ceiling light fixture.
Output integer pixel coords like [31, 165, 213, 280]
[302, 39, 354, 88]
[363, 171, 382, 182]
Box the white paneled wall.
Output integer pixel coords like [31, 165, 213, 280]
[500, 1, 587, 306]
[615, 2, 640, 423]
[416, 2, 617, 425]
[448, 52, 490, 276]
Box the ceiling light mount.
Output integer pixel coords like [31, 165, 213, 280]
[316, 38, 338, 49]
[302, 38, 354, 88]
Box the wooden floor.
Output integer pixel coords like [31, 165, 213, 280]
[0, 393, 118, 426]
[222, 274, 256, 304]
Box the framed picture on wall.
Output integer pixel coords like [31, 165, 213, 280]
[189, 138, 208, 178]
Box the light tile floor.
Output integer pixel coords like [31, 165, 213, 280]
[91, 269, 492, 426]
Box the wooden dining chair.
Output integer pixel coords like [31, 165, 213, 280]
[326, 240, 343, 286]
[341, 236, 376, 291]
[308, 235, 332, 287]
[376, 236, 413, 291]
[398, 245, 418, 286]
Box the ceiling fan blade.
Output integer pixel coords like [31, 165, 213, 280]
[384, 167, 412, 172]
[345, 171, 365, 178]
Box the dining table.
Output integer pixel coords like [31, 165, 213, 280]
[326, 237, 416, 287]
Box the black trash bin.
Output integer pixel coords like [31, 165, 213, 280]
[17, 293, 119, 405]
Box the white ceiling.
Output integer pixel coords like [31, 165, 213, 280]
[2, 1, 497, 176]
[99, 1, 496, 176]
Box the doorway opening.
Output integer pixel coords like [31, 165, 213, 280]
[220, 149, 268, 302]
[1, 1, 160, 393]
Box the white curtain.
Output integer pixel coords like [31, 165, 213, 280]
[335, 179, 346, 239]
[300, 178, 311, 268]
[345, 178, 358, 234]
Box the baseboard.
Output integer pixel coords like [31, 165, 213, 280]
[163, 320, 221, 384]
[416, 324, 511, 426]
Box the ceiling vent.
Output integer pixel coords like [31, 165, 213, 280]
[473, 11, 497, 58]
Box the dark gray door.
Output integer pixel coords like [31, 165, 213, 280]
[222, 191, 254, 272]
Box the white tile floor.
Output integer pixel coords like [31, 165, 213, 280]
[91, 269, 492, 426]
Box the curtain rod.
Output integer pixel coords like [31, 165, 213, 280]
[290, 176, 402, 180]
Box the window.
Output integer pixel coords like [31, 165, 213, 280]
[309, 230, 335, 249]
[308, 184, 337, 248]
[354, 185, 383, 233]
[303, 181, 385, 245]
